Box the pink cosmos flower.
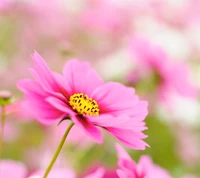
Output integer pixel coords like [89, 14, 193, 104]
[116, 144, 171, 178]
[17, 51, 148, 150]
[0, 160, 28, 178]
[129, 37, 197, 104]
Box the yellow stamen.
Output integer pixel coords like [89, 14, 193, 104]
[69, 93, 99, 116]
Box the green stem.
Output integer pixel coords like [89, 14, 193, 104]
[43, 122, 74, 178]
[0, 106, 6, 159]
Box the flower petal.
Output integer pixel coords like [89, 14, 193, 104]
[84, 167, 105, 178]
[17, 79, 64, 124]
[46, 96, 75, 117]
[116, 144, 137, 177]
[71, 116, 103, 144]
[30, 51, 69, 97]
[63, 59, 103, 96]
[90, 114, 147, 131]
[91, 82, 139, 116]
[107, 128, 149, 150]
[116, 169, 128, 178]
[116, 144, 133, 162]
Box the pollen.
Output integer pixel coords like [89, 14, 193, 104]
[69, 93, 100, 116]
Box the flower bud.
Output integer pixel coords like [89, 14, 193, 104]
[0, 90, 13, 106]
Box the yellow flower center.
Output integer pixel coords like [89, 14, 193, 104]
[69, 93, 99, 116]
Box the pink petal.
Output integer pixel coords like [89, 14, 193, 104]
[91, 82, 139, 116]
[63, 59, 103, 96]
[17, 79, 65, 124]
[84, 167, 105, 178]
[107, 128, 149, 150]
[71, 116, 103, 144]
[22, 101, 61, 125]
[116, 144, 138, 177]
[129, 101, 148, 120]
[116, 144, 133, 162]
[116, 169, 129, 178]
[30, 51, 69, 97]
[137, 156, 172, 178]
[90, 114, 147, 131]
[137, 155, 154, 176]
[46, 96, 75, 117]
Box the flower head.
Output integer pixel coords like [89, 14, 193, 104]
[116, 144, 171, 178]
[18, 51, 148, 150]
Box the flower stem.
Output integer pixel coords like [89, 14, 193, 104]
[43, 122, 74, 178]
[0, 106, 6, 159]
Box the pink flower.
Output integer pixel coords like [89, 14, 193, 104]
[0, 160, 28, 178]
[116, 144, 171, 178]
[17, 51, 148, 150]
[129, 37, 197, 104]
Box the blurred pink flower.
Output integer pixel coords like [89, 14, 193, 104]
[174, 123, 200, 167]
[148, 0, 200, 28]
[30, 168, 76, 178]
[17, 0, 69, 51]
[18, 51, 148, 150]
[30, 167, 105, 178]
[0, 100, 31, 143]
[25, 142, 69, 172]
[0, 160, 28, 178]
[80, 0, 132, 35]
[3, 122, 19, 142]
[6, 100, 33, 121]
[129, 37, 197, 104]
[116, 144, 171, 178]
